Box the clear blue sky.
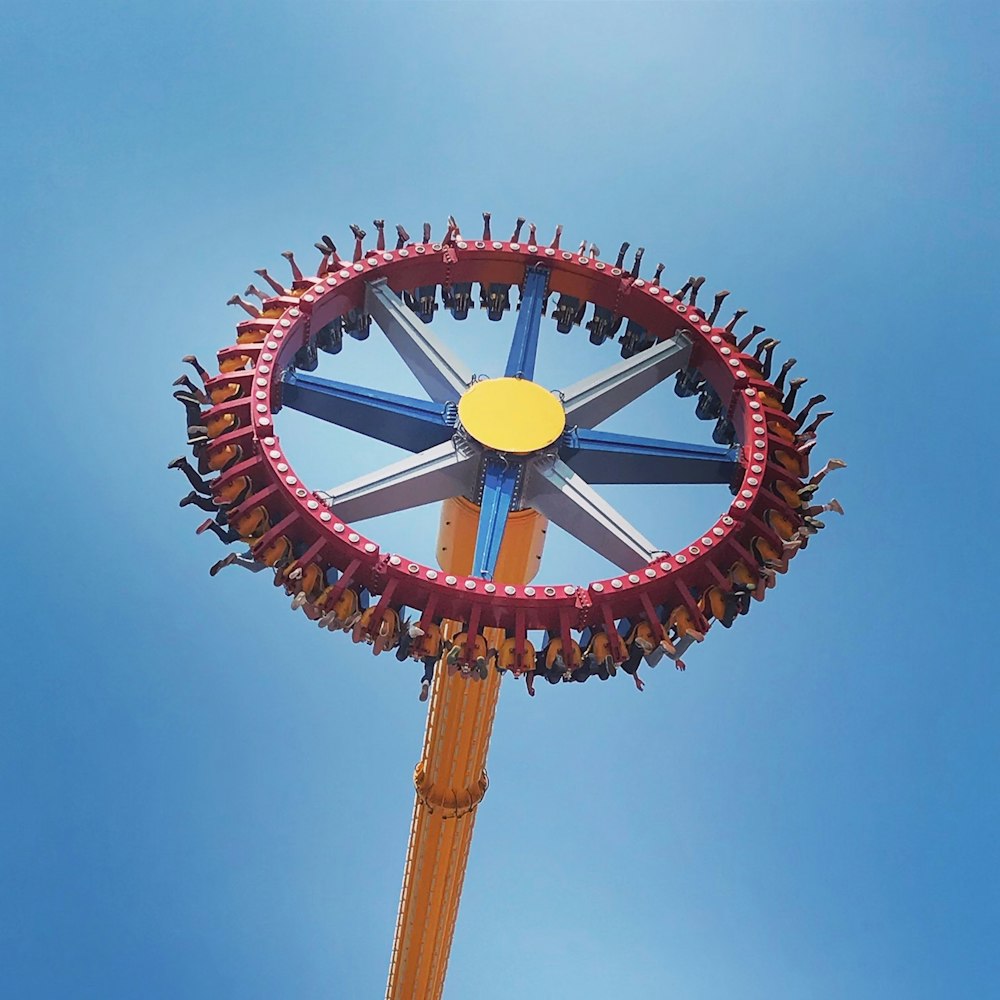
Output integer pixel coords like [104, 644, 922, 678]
[2, 3, 996, 998]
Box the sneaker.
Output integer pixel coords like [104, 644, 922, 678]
[195, 519, 214, 535]
[828, 458, 847, 470]
[396, 224, 410, 241]
[209, 553, 237, 576]
[181, 355, 198, 365]
[280, 250, 295, 260]
[350, 224, 366, 240]
[291, 592, 307, 610]
[828, 498, 845, 515]
[419, 681, 430, 702]
[408, 623, 425, 638]
[226, 294, 240, 306]
[167, 456, 185, 469]
[179, 493, 197, 508]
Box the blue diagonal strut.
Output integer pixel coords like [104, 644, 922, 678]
[504, 266, 549, 380]
[473, 457, 520, 580]
[280, 371, 455, 453]
[560, 428, 740, 485]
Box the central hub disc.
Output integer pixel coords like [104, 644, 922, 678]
[457, 377, 566, 455]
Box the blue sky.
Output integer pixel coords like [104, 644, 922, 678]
[2, 3, 997, 998]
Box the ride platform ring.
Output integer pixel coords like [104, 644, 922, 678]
[194, 233, 813, 660]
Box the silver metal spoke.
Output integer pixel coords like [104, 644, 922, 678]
[559, 333, 692, 429]
[318, 440, 479, 523]
[524, 457, 660, 572]
[365, 279, 474, 402]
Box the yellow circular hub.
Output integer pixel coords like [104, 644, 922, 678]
[457, 377, 566, 454]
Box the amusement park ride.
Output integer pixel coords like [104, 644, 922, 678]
[171, 214, 843, 999]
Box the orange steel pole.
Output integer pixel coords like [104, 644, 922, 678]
[384, 499, 546, 1000]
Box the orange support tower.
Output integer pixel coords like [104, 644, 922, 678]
[384, 498, 546, 1000]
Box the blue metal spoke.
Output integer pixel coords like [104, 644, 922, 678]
[473, 457, 520, 580]
[280, 371, 454, 453]
[504, 266, 549, 380]
[560, 428, 739, 485]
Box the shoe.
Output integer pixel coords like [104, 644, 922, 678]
[396, 224, 410, 241]
[408, 623, 425, 638]
[828, 458, 847, 470]
[350, 224, 366, 240]
[209, 553, 237, 576]
[788, 376, 808, 388]
[226, 294, 240, 306]
[419, 682, 429, 702]
[281, 250, 295, 260]
[291, 592, 307, 610]
[167, 456, 185, 470]
[828, 499, 845, 515]
[179, 492, 197, 508]
[195, 519, 214, 535]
